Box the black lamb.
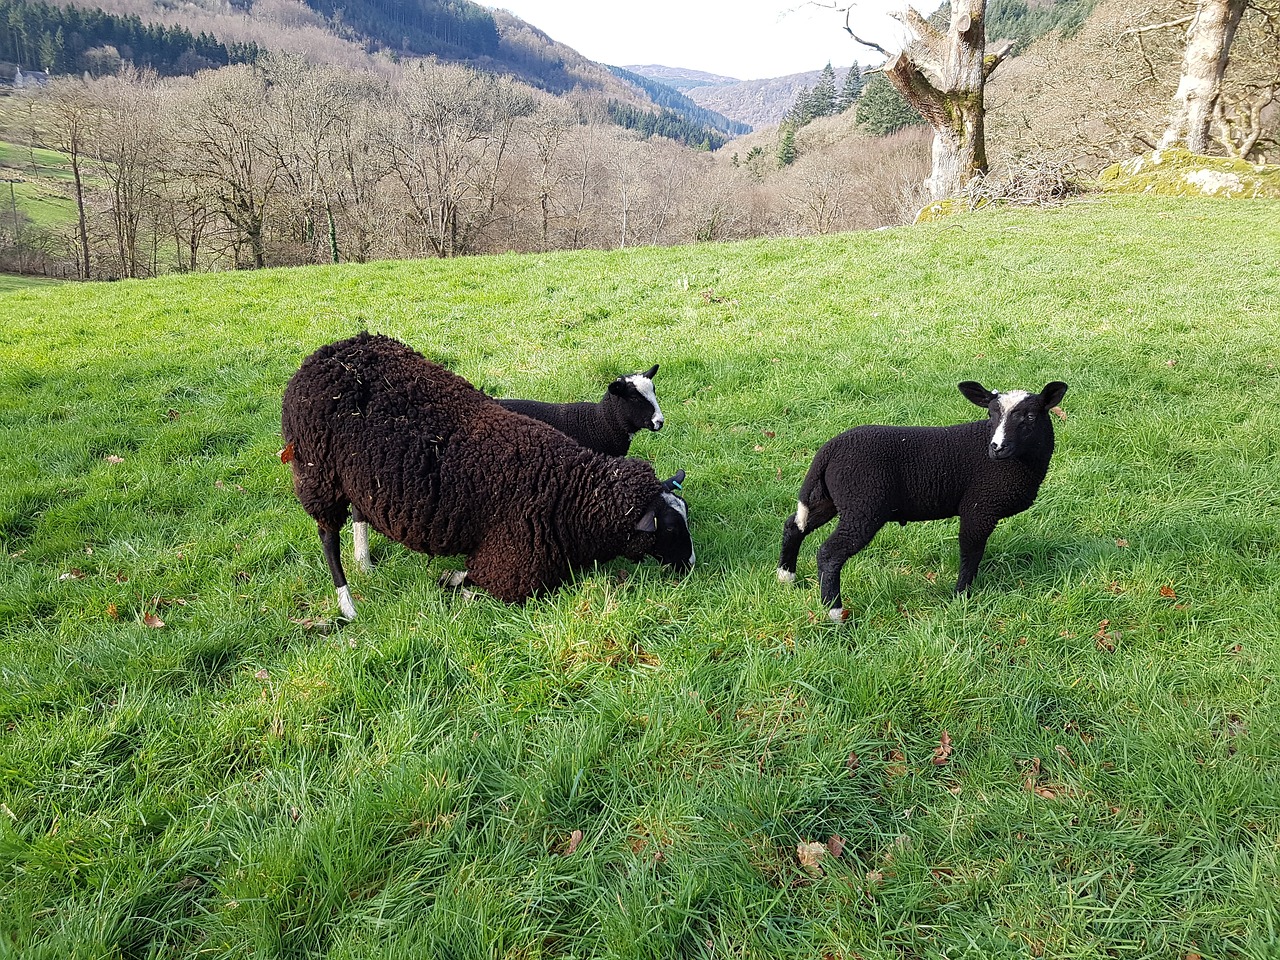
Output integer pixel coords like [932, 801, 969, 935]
[352, 364, 665, 570]
[497, 364, 663, 457]
[281, 334, 693, 618]
[777, 380, 1068, 622]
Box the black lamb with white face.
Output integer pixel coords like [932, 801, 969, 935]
[281, 334, 692, 618]
[777, 380, 1068, 622]
[497, 364, 664, 458]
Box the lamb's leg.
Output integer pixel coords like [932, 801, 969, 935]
[319, 524, 358, 620]
[815, 515, 883, 622]
[439, 568, 476, 601]
[777, 497, 836, 583]
[351, 506, 372, 573]
[955, 515, 998, 595]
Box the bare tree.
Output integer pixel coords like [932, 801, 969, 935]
[88, 68, 165, 278]
[40, 80, 96, 278]
[988, 0, 1279, 166]
[826, 1, 1013, 199]
[1158, 0, 1249, 150]
[174, 65, 285, 269]
[383, 63, 534, 258]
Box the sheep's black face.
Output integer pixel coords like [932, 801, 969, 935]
[634, 471, 694, 572]
[650, 492, 694, 571]
[608, 364, 664, 432]
[959, 380, 1068, 461]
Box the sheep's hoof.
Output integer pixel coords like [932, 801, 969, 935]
[828, 607, 850, 624]
[439, 570, 468, 590]
[336, 585, 358, 621]
[776, 567, 797, 584]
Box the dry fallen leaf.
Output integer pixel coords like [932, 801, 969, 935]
[932, 730, 953, 766]
[846, 750, 860, 774]
[104, 455, 125, 464]
[142, 612, 165, 629]
[1094, 620, 1118, 652]
[565, 829, 584, 855]
[279, 442, 295, 463]
[1159, 585, 1177, 600]
[885, 749, 908, 779]
[1115, 538, 1129, 548]
[797, 840, 826, 876]
[254, 669, 270, 681]
[826, 834, 845, 859]
[1050, 405, 1067, 420]
[58, 569, 85, 581]
[289, 616, 331, 631]
[865, 870, 884, 884]
[753, 444, 764, 452]
[106, 603, 119, 620]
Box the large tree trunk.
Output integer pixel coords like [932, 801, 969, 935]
[1159, 0, 1248, 152]
[848, 1, 1011, 200]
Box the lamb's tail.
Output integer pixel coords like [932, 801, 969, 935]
[792, 446, 837, 534]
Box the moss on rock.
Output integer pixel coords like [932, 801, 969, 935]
[1098, 149, 1280, 199]
[914, 196, 990, 223]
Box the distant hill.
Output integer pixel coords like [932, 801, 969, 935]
[608, 66, 752, 137]
[675, 67, 846, 129]
[622, 64, 741, 92]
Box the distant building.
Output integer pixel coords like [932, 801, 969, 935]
[13, 69, 50, 89]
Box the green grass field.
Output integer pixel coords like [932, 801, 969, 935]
[2, 196, 1278, 959]
[0, 138, 79, 231]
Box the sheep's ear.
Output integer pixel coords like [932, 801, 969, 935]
[634, 508, 658, 533]
[643, 364, 659, 379]
[1040, 381, 1068, 408]
[958, 381, 997, 408]
[608, 377, 629, 396]
[662, 470, 685, 492]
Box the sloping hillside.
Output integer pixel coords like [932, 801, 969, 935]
[671, 67, 841, 128]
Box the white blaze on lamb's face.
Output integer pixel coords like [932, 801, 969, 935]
[989, 390, 1031, 456]
[626, 373, 664, 430]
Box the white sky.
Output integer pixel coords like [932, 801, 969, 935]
[489, 1, 939, 81]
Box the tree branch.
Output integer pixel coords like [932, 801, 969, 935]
[1120, 14, 1196, 36]
[983, 38, 1015, 79]
[845, 23, 893, 58]
[892, 5, 941, 44]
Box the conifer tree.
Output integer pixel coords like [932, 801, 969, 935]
[777, 125, 797, 165]
[810, 62, 838, 117]
[854, 73, 925, 136]
[785, 85, 812, 127]
[837, 62, 863, 112]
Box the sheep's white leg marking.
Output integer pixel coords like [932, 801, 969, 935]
[337, 585, 358, 620]
[777, 567, 796, 583]
[795, 501, 809, 532]
[627, 374, 664, 430]
[990, 390, 1030, 451]
[828, 607, 847, 623]
[353, 521, 371, 572]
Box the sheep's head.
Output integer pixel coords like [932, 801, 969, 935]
[608, 364, 664, 432]
[959, 381, 1068, 461]
[634, 470, 694, 572]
